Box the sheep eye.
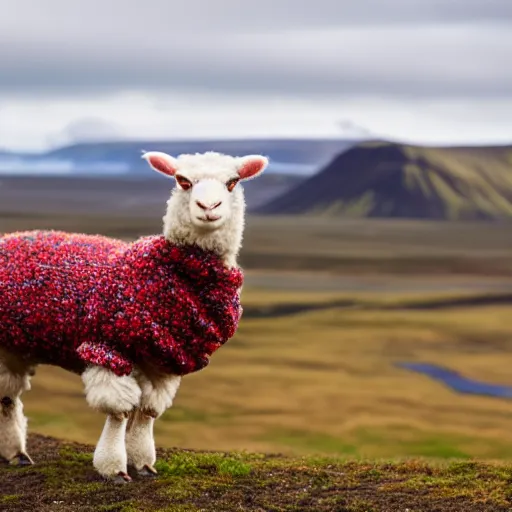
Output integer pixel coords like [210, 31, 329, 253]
[226, 178, 239, 192]
[176, 175, 192, 191]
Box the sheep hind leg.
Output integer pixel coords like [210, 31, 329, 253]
[0, 351, 34, 466]
[0, 397, 33, 466]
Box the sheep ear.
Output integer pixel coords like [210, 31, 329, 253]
[237, 155, 268, 181]
[142, 151, 178, 178]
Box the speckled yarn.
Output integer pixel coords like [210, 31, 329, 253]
[0, 230, 243, 377]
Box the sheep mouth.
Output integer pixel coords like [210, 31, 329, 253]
[197, 215, 221, 223]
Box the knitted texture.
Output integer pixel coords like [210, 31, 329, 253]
[0, 230, 243, 377]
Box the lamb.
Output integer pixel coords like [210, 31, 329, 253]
[0, 150, 268, 483]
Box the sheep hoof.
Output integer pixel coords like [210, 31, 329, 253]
[17, 453, 34, 466]
[138, 464, 158, 478]
[112, 471, 132, 484]
[0, 453, 34, 466]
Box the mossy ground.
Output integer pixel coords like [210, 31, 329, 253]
[2, 435, 512, 512]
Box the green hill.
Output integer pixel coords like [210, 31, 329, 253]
[257, 141, 512, 220]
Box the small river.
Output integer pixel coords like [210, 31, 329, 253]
[397, 362, 512, 399]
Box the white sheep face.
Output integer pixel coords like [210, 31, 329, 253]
[142, 151, 268, 232]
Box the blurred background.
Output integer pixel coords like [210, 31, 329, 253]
[1, 0, 512, 461]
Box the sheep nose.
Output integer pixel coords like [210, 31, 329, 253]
[196, 201, 222, 210]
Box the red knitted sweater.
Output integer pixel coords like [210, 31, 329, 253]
[0, 231, 243, 376]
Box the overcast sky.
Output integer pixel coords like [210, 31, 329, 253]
[0, 0, 511, 150]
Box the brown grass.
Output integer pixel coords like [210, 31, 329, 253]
[3, 211, 512, 461]
[20, 290, 512, 461]
[2, 213, 512, 276]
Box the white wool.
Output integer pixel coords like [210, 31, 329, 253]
[125, 410, 156, 471]
[134, 370, 181, 419]
[0, 350, 31, 398]
[123, 373, 180, 473]
[82, 366, 141, 415]
[0, 350, 31, 463]
[163, 183, 245, 267]
[143, 151, 268, 268]
[0, 397, 28, 462]
[93, 414, 129, 478]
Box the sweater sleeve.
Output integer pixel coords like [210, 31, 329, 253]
[76, 342, 133, 377]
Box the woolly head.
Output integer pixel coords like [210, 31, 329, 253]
[142, 151, 268, 261]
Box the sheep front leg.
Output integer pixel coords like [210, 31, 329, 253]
[126, 372, 181, 476]
[125, 409, 157, 476]
[82, 366, 142, 483]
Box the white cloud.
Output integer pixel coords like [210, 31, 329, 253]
[1, 91, 511, 151]
[1, 22, 511, 98]
[0, 0, 511, 148]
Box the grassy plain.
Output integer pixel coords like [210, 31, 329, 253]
[2, 212, 512, 462]
[17, 289, 512, 461]
[1, 213, 512, 275]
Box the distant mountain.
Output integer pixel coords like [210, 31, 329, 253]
[256, 141, 512, 221]
[0, 138, 356, 177]
[0, 173, 304, 217]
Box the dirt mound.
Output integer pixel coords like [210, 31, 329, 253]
[1, 434, 511, 511]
